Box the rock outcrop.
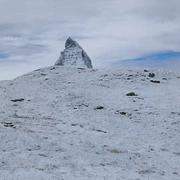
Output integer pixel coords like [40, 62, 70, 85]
[55, 37, 93, 68]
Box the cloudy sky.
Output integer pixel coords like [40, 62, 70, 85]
[0, 0, 180, 80]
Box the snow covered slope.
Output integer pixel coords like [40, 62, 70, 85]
[55, 37, 93, 68]
[0, 66, 180, 180]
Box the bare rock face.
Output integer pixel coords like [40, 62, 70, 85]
[55, 37, 93, 68]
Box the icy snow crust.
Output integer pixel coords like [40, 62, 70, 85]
[0, 67, 180, 180]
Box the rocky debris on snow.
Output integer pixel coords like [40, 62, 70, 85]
[120, 111, 127, 115]
[126, 92, 138, 96]
[144, 69, 149, 72]
[109, 149, 127, 154]
[115, 110, 127, 115]
[127, 75, 133, 80]
[94, 129, 107, 133]
[149, 73, 155, 77]
[77, 68, 85, 70]
[115, 110, 132, 117]
[41, 73, 47, 76]
[150, 80, 160, 84]
[94, 106, 104, 110]
[2, 122, 16, 128]
[11, 98, 24, 102]
[55, 37, 93, 68]
[0, 67, 180, 179]
[139, 169, 156, 175]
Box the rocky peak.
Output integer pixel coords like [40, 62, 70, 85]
[65, 37, 79, 49]
[55, 37, 93, 68]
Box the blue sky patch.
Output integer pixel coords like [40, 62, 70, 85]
[112, 51, 180, 70]
[131, 51, 180, 62]
[0, 53, 9, 59]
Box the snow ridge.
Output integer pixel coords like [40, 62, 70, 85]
[0, 67, 180, 179]
[55, 37, 93, 68]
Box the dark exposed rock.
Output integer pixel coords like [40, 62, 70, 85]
[65, 38, 78, 49]
[126, 92, 138, 96]
[120, 112, 127, 115]
[2, 122, 16, 128]
[95, 129, 107, 133]
[150, 80, 160, 84]
[71, 124, 77, 126]
[94, 106, 104, 110]
[41, 73, 47, 76]
[77, 68, 85, 70]
[149, 73, 155, 77]
[11, 98, 24, 102]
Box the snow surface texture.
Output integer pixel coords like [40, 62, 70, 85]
[55, 37, 93, 68]
[0, 66, 180, 180]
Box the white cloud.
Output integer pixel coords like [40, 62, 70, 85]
[0, 0, 180, 79]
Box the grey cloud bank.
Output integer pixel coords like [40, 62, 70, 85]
[0, 0, 180, 80]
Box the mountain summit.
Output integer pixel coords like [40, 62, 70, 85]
[55, 37, 93, 68]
